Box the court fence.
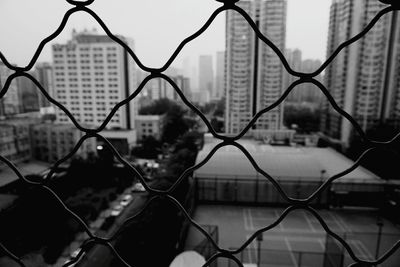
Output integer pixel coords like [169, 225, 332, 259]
[195, 176, 387, 207]
[227, 231, 400, 267]
[227, 248, 328, 267]
[188, 225, 219, 267]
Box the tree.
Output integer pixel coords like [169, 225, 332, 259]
[213, 97, 225, 117]
[346, 122, 400, 180]
[283, 104, 321, 133]
[131, 136, 161, 159]
[162, 105, 193, 144]
[138, 98, 176, 115]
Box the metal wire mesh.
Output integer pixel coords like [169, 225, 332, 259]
[1, 0, 400, 266]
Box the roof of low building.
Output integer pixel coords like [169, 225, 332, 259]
[0, 161, 50, 188]
[194, 138, 380, 183]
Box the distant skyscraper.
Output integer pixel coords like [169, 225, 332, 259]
[52, 30, 137, 130]
[34, 62, 54, 109]
[283, 48, 302, 95]
[283, 49, 322, 103]
[225, 0, 287, 134]
[215, 51, 225, 100]
[320, 0, 400, 147]
[0, 62, 20, 116]
[298, 59, 322, 103]
[198, 55, 214, 98]
[16, 76, 40, 113]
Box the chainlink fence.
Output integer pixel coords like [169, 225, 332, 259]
[1, 0, 400, 266]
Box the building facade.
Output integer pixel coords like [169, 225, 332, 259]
[198, 55, 214, 99]
[283, 49, 323, 104]
[320, 0, 400, 147]
[0, 63, 21, 116]
[225, 0, 287, 134]
[16, 75, 40, 113]
[34, 62, 54, 109]
[215, 51, 225, 100]
[52, 30, 137, 130]
[0, 120, 33, 165]
[135, 115, 165, 141]
[31, 123, 96, 163]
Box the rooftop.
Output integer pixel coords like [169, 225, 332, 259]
[194, 138, 380, 183]
[0, 161, 51, 188]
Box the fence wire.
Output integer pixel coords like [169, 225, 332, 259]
[0, 0, 400, 266]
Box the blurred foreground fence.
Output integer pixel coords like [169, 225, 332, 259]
[1, 0, 400, 266]
[225, 232, 400, 267]
[195, 176, 389, 207]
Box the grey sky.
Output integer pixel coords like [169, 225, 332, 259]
[0, 0, 331, 70]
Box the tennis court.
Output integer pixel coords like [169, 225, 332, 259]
[185, 205, 400, 266]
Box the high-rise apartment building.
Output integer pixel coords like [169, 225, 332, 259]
[16, 75, 40, 113]
[198, 55, 214, 98]
[34, 62, 54, 109]
[52, 30, 137, 130]
[283, 49, 323, 104]
[225, 0, 287, 134]
[283, 48, 302, 94]
[320, 0, 400, 147]
[0, 119, 34, 165]
[215, 51, 225, 100]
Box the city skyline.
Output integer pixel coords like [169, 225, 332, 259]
[0, 0, 330, 70]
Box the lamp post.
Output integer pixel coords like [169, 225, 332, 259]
[257, 233, 263, 266]
[375, 216, 384, 259]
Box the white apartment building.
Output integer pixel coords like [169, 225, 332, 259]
[225, 0, 287, 134]
[52, 30, 137, 130]
[320, 0, 400, 147]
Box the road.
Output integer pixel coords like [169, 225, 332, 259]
[76, 192, 148, 267]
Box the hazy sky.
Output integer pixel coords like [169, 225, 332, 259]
[0, 0, 331, 70]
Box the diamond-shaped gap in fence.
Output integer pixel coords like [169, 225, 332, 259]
[0, 171, 92, 266]
[98, 194, 214, 267]
[85, 0, 222, 69]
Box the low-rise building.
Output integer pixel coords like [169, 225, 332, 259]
[195, 135, 384, 206]
[135, 115, 165, 141]
[99, 129, 137, 156]
[31, 123, 96, 163]
[0, 118, 40, 165]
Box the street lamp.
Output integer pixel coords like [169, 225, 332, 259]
[256, 233, 263, 266]
[375, 216, 384, 260]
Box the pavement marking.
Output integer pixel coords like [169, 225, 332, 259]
[248, 208, 255, 230]
[328, 212, 346, 233]
[318, 238, 326, 251]
[284, 237, 299, 267]
[336, 213, 353, 233]
[246, 234, 256, 264]
[303, 212, 317, 233]
[243, 208, 250, 231]
[352, 240, 374, 261]
[275, 210, 285, 231]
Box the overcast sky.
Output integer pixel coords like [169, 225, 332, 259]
[0, 0, 331, 70]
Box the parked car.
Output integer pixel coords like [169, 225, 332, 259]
[110, 204, 123, 216]
[64, 248, 85, 267]
[132, 182, 146, 192]
[120, 194, 133, 206]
